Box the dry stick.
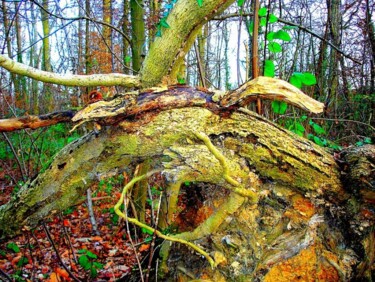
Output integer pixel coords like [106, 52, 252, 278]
[123, 195, 145, 282]
[26, 232, 37, 281]
[42, 223, 82, 282]
[1, 132, 26, 181]
[0, 268, 12, 282]
[87, 188, 100, 236]
[145, 192, 163, 282]
[59, 213, 78, 264]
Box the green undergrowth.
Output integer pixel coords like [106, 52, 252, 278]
[0, 123, 82, 186]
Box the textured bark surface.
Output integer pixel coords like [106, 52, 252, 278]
[1, 106, 372, 281]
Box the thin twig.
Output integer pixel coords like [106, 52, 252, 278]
[213, 13, 361, 64]
[145, 192, 163, 282]
[123, 196, 145, 282]
[59, 213, 78, 264]
[0, 268, 12, 282]
[42, 223, 82, 282]
[87, 188, 100, 236]
[1, 132, 26, 181]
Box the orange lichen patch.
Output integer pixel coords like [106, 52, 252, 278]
[194, 205, 214, 226]
[292, 194, 315, 218]
[264, 245, 339, 282]
[284, 194, 316, 224]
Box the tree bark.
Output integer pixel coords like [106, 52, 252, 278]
[0, 103, 372, 280]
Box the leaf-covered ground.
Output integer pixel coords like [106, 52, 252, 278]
[0, 176, 155, 282]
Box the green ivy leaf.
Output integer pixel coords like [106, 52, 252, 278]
[260, 17, 267, 27]
[17, 257, 29, 267]
[258, 7, 267, 16]
[273, 30, 291, 41]
[90, 267, 98, 278]
[264, 60, 275, 77]
[79, 255, 91, 270]
[141, 227, 154, 235]
[301, 72, 317, 85]
[197, 0, 203, 7]
[266, 31, 275, 40]
[6, 242, 20, 253]
[295, 122, 305, 133]
[268, 42, 282, 53]
[159, 18, 170, 28]
[272, 101, 288, 114]
[86, 251, 97, 259]
[125, 56, 132, 64]
[309, 120, 326, 135]
[313, 136, 325, 146]
[290, 73, 302, 89]
[155, 30, 162, 37]
[364, 137, 372, 144]
[238, 0, 245, 6]
[247, 21, 254, 35]
[269, 14, 278, 23]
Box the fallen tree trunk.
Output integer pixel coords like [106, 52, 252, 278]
[0, 87, 373, 281]
[0, 107, 373, 281]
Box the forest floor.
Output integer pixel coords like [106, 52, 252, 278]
[0, 177, 154, 282]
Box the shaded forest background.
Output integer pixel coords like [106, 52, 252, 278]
[0, 0, 374, 281]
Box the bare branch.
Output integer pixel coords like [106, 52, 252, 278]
[0, 55, 141, 88]
[213, 13, 361, 64]
[0, 110, 76, 132]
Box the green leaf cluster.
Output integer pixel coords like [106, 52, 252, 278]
[271, 101, 287, 114]
[289, 72, 317, 89]
[156, 0, 177, 37]
[7, 242, 20, 253]
[78, 249, 104, 278]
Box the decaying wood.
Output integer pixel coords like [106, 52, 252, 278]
[0, 106, 372, 280]
[71, 76, 323, 125]
[219, 76, 324, 113]
[0, 77, 324, 133]
[0, 110, 76, 132]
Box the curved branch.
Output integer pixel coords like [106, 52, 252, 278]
[0, 55, 141, 88]
[219, 76, 324, 113]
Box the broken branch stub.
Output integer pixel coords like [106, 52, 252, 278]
[219, 76, 324, 114]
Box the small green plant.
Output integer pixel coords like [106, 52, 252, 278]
[355, 137, 372, 147]
[77, 249, 104, 278]
[6, 242, 20, 253]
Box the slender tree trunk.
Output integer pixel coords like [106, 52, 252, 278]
[41, 0, 53, 112]
[130, 0, 145, 73]
[122, 0, 130, 74]
[365, 0, 375, 93]
[102, 0, 112, 73]
[1, 0, 17, 108]
[325, 0, 341, 116]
